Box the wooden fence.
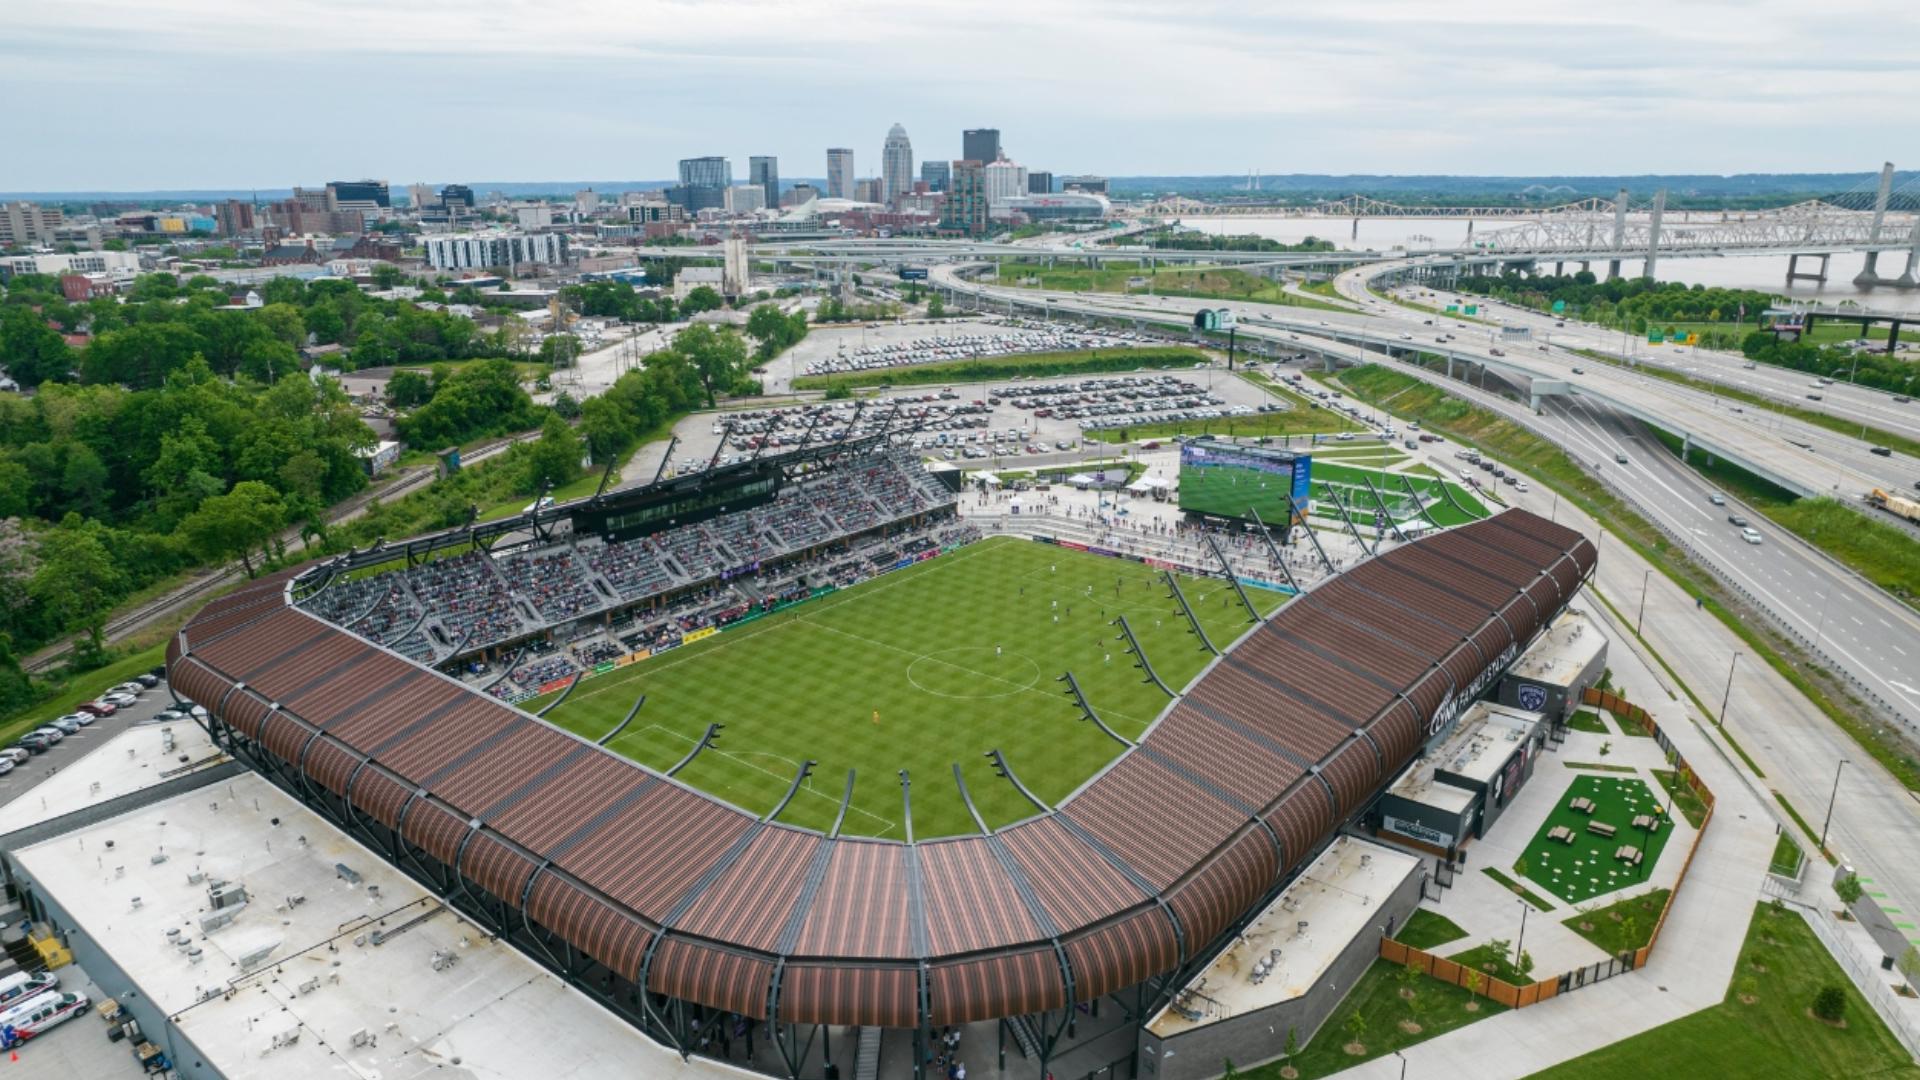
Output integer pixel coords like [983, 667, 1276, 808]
[1378, 688, 1717, 1007]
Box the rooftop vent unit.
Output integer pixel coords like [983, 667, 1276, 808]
[209, 882, 248, 910]
[237, 941, 278, 971]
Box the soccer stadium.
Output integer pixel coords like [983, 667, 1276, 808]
[154, 429, 1597, 1080]
[1177, 437, 1489, 541]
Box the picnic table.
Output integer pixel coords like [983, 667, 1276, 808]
[1586, 820, 1617, 839]
[1569, 797, 1596, 815]
[1548, 825, 1576, 845]
[1614, 844, 1644, 866]
[1631, 814, 1661, 832]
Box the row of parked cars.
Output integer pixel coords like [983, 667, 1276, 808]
[799, 326, 1148, 378]
[10, 669, 179, 764]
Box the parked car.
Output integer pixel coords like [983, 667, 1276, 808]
[57, 713, 92, 728]
[0, 757, 14, 776]
[30, 727, 63, 745]
[13, 736, 50, 755]
[48, 717, 81, 735]
[135, 673, 162, 689]
[102, 692, 138, 708]
[75, 702, 115, 717]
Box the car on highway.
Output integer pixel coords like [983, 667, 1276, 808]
[1807, 394, 1823, 401]
[1741, 528, 1764, 545]
[1513, 481, 1530, 493]
[1571, 367, 1585, 374]
[1614, 453, 1629, 464]
[1708, 493, 1726, 506]
[1895, 395, 1912, 404]
[1727, 514, 1749, 527]
[1488, 348, 1504, 357]
[1870, 446, 1892, 457]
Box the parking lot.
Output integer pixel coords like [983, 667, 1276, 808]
[760, 318, 1155, 393]
[0, 672, 187, 812]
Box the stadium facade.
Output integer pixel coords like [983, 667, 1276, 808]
[162, 439, 1596, 1079]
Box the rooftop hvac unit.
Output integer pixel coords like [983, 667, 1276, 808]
[199, 908, 239, 934]
[186, 947, 204, 965]
[350, 1028, 374, 1049]
[209, 882, 249, 910]
[1294, 920, 1310, 937]
[236, 940, 278, 971]
[270, 1028, 300, 1050]
[336, 864, 362, 886]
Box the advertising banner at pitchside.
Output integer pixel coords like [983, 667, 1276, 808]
[682, 626, 719, 645]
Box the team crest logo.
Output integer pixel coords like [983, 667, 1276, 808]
[1516, 683, 1548, 712]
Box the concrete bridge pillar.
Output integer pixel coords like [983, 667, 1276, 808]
[1787, 253, 1831, 284]
[1680, 432, 1692, 464]
[1607, 188, 1629, 281]
[1446, 355, 1455, 379]
[1854, 161, 1896, 286]
[1644, 189, 1667, 279]
[1896, 217, 1920, 288]
[1554, 261, 1565, 276]
[1352, 217, 1360, 241]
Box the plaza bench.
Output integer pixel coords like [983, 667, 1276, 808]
[1586, 821, 1617, 839]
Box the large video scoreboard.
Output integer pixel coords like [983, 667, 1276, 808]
[1176, 437, 1311, 528]
[572, 462, 781, 543]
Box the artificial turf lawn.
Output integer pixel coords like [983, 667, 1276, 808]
[1312, 461, 1489, 527]
[1174, 456, 1486, 532]
[1519, 774, 1674, 906]
[535, 536, 1284, 839]
[1530, 902, 1920, 1080]
[1395, 909, 1469, 951]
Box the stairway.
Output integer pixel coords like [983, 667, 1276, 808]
[853, 1027, 881, 1080]
[1006, 1015, 1042, 1061]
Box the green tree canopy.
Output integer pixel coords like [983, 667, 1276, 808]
[179, 480, 287, 577]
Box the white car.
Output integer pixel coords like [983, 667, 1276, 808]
[1708, 493, 1726, 506]
[1741, 528, 1764, 545]
[0, 757, 13, 776]
[102, 692, 138, 708]
[57, 712, 93, 728]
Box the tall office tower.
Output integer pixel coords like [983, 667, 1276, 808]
[677, 156, 732, 190]
[826, 148, 855, 199]
[920, 160, 950, 193]
[1027, 171, 1054, 194]
[749, 156, 779, 211]
[943, 160, 989, 237]
[962, 128, 1001, 165]
[881, 123, 913, 202]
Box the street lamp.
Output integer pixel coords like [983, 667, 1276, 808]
[1394, 1050, 1408, 1080]
[1717, 651, 1741, 728]
[1513, 899, 1530, 976]
[1635, 568, 1652, 634]
[1820, 758, 1849, 851]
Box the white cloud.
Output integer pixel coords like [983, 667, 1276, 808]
[4, 0, 1916, 189]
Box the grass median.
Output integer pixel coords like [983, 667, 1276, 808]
[792, 346, 1212, 392]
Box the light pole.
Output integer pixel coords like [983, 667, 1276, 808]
[1717, 651, 1741, 727]
[1394, 1049, 1408, 1080]
[1820, 758, 1849, 850]
[1635, 568, 1652, 634]
[1513, 899, 1529, 975]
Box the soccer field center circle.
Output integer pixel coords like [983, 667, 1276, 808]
[905, 646, 1043, 699]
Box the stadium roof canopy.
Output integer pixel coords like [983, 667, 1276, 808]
[168, 510, 1594, 1029]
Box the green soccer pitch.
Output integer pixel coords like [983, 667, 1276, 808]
[533, 536, 1287, 840]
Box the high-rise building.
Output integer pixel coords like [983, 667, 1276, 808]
[881, 123, 913, 203]
[1027, 171, 1053, 195]
[326, 180, 390, 211]
[215, 199, 255, 237]
[406, 183, 435, 209]
[677, 156, 732, 191]
[826, 148, 855, 199]
[423, 233, 570, 272]
[725, 185, 766, 214]
[920, 161, 950, 193]
[574, 188, 601, 215]
[782, 183, 821, 208]
[749, 156, 779, 212]
[944, 160, 989, 237]
[1060, 175, 1109, 194]
[984, 159, 1029, 205]
[439, 184, 476, 209]
[962, 129, 1001, 165]
[854, 178, 883, 205]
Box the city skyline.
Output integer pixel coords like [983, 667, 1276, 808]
[7, 0, 1918, 190]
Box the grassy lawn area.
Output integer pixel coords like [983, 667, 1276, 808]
[1484, 867, 1557, 911]
[1566, 709, 1611, 734]
[533, 537, 1281, 839]
[1564, 888, 1671, 955]
[1002, 262, 1348, 311]
[792, 347, 1211, 392]
[1313, 460, 1489, 527]
[1531, 902, 1920, 1080]
[1653, 768, 1709, 829]
[1519, 774, 1674, 905]
[1770, 832, 1805, 877]
[1085, 410, 1348, 444]
[1446, 942, 1529, 985]
[1253, 958, 1507, 1079]
[1332, 362, 1920, 797]
[1395, 909, 1469, 950]
[1563, 761, 1641, 774]
[0, 642, 169, 747]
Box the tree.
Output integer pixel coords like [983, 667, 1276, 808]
[539, 334, 582, 368]
[1517, 949, 1536, 982]
[386, 368, 433, 409]
[672, 323, 748, 408]
[1461, 967, 1485, 1004]
[1811, 985, 1847, 1023]
[551, 390, 582, 420]
[180, 480, 286, 577]
[0, 306, 74, 387]
[27, 525, 123, 665]
[1835, 873, 1865, 907]
[1279, 1027, 1300, 1075]
[524, 413, 583, 490]
[1341, 1008, 1367, 1052]
[257, 302, 307, 348]
[927, 293, 947, 319]
[680, 285, 724, 315]
[371, 263, 405, 289]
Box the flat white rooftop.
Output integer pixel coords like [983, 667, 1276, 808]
[1145, 837, 1419, 1038]
[1507, 605, 1605, 688]
[1427, 701, 1541, 787]
[0, 721, 222, 838]
[14, 771, 745, 1080]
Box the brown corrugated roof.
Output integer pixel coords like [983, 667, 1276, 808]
[169, 510, 1595, 1028]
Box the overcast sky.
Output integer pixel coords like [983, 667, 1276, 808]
[7, 0, 1917, 191]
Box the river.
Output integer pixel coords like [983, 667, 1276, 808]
[1179, 216, 1920, 314]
